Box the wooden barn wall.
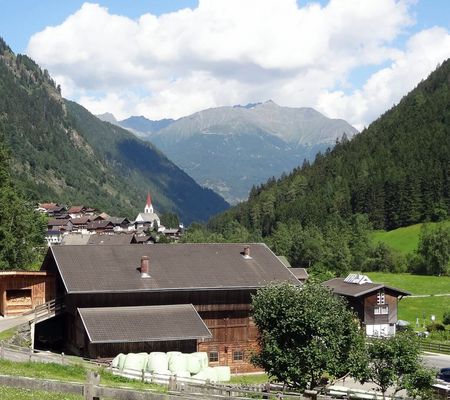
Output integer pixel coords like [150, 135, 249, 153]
[64, 290, 254, 314]
[64, 289, 260, 372]
[88, 340, 197, 359]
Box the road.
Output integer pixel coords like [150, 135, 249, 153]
[422, 352, 450, 370]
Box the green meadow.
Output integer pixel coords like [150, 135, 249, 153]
[366, 272, 450, 296]
[371, 220, 450, 255]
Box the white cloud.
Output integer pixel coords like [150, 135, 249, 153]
[317, 27, 450, 129]
[26, 0, 450, 126]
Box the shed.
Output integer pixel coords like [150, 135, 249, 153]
[0, 271, 55, 316]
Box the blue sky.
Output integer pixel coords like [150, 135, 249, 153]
[1, 0, 449, 128]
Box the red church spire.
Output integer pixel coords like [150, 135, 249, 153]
[144, 191, 154, 214]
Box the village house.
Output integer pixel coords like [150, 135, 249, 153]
[68, 205, 87, 219]
[70, 216, 92, 233]
[47, 218, 73, 233]
[323, 274, 410, 337]
[86, 220, 115, 234]
[38, 243, 300, 372]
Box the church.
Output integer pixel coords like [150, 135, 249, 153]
[135, 192, 160, 229]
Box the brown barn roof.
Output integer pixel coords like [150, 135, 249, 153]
[78, 304, 211, 343]
[47, 243, 300, 293]
[323, 278, 410, 297]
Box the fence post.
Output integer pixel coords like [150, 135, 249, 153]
[141, 369, 145, 383]
[84, 371, 100, 400]
[29, 348, 32, 362]
[61, 352, 65, 365]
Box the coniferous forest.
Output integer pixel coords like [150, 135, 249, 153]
[205, 59, 450, 277]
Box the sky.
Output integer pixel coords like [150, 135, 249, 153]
[1, 0, 450, 130]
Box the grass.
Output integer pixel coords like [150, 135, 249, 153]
[0, 386, 82, 400]
[371, 220, 450, 254]
[0, 328, 17, 342]
[397, 296, 450, 327]
[0, 359, 166, 393]
[366, 272, 450, 295]
[229, 373, 269, 384]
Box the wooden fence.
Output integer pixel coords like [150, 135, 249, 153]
[0, 371, 333, 400]
[420, 341, 450, 355]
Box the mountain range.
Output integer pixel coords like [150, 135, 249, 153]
[209, 58, 450, 234]
[107, 102, 358, 204]
[0, 37, 228, 223]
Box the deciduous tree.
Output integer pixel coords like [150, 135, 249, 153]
[251, 282, 367, 390]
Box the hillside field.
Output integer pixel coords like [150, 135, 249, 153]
[371, 220, 450, 254]
[366, 272, 450, 327]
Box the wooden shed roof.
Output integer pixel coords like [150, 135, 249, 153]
[78, 304, 212, 343]
[45, 243, 300, 293]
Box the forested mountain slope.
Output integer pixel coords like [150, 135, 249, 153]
[0, 38, 228, 223]
[209, 59, 450, 234]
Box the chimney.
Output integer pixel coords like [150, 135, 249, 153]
[140, 255, 150, 278]
[243, 246, 252, 259]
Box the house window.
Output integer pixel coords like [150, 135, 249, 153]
[374, 306, 389, 315]
[209, 351, 219, 362]
[377, 291, 385, 305]
[233, 350, 244, 361]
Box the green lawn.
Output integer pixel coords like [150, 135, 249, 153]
[0, 359, 166, 393]
[366, 272, 450, 295]
[0, 386, 82, 400]
[398, 296, 450, 327]
[371, 220, 450, 254]
[229, 373, 269, 384]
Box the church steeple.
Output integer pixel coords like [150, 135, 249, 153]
[144, 191, 153, 214]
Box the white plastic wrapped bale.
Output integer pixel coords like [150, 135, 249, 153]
[193, 367, 218, 383]
[111, 353, 124, 369]
[118, 353, 127, 371]
[186, 353, 202, 374]
[123, 353, 148, 371]
[166, 351, 182, 363]
[214, 366, 231, 382]
[168, 353, 188, 373]
[147, 352, 168, 372]
[187, 352, 208, 373]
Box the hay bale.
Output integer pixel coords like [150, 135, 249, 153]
[168, 353, 188, 373]
[214, 366, 231, 382]
[147, 352, 168, 372]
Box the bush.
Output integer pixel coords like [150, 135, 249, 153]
[425, 322, 445, 332]
[443, 311, 450, 325]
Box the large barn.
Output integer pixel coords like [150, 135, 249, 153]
[39, 243, 300, 372]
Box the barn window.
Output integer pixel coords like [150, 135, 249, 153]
[233, 350, 244, 361]
[374, 306, 389, 315]
[209, 351, 219, 362]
